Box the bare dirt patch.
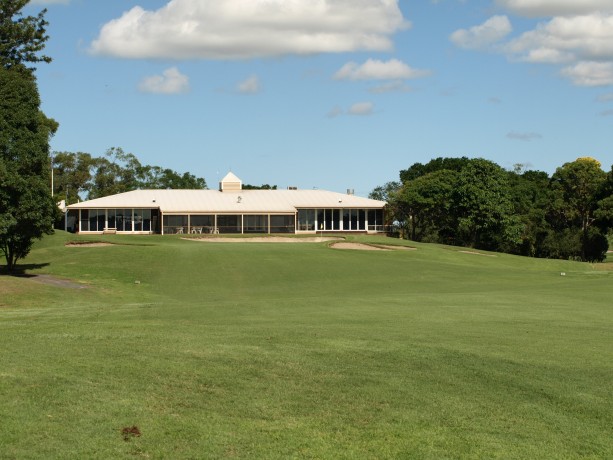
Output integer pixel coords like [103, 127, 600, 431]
[121, 425, 141, 441]
[186, 236, 342, 243]
[26, 274, 88, 289]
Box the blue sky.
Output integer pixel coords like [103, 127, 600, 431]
[27, 0, 613, 196]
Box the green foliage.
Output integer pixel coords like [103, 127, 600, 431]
[51, 151, 96, 203]
[453, 159, 520, 249]
[0, 66, 56, 271]
[398, 169, 457, 242]
[53, 148, 208, 202]
[399, 156, 471, 182]
[242, 183, 277, 190]
[0, 0, 51, 69]
[550, 158, 608, 261]
[375, 156, 612, 262]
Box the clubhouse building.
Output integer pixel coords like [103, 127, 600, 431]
[66, 173, 386, 235]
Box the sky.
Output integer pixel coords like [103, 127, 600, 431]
[26, 0, 613, 196]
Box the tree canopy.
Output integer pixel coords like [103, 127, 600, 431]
[0, 1, 55, 271]
[52, 148, 208, 204]
[0, 0, 51, 70]
[0, 66, 57, 271]
[376, 156, 612, 262]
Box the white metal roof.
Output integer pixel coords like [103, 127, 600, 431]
[68, 189, 385, 214]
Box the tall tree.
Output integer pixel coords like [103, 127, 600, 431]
[0, 0, 51, 69]
[550, 157, 608, 261]
[0, 1, 55, 271]
[506, 169, 553, 257]
[52, 151, 96, 204]
[453, 159, 521, 249]
[397, 169, 457, 242]
[0, 67, 57, 271]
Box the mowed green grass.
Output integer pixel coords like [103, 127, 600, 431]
[1, 232, 611, 459]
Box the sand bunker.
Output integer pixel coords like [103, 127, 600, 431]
[187, 236, 342, 243]
[66, 242, 114, 247]
[330, 242, 416, 251]
[331, 242, 387, 251]
[458, 250, 496, 257]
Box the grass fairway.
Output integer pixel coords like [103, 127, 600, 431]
[1, 232, 612, 458]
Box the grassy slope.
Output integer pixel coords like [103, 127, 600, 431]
[1, 232, 611, 458]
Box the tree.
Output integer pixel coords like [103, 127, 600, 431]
[506, 169, 553, 257]
[550, 157, 608, 261]
[243, 183, 277, 190]
[52, 151, 97, 204]
[0, 66, 57, 271]
[52, 149, 208, 201]
[0, 2, 55, 272]
[399, 156, 471, 183]
[397, 169, 457, 242]
[0, 0, 51, 70]
[369, 181, 402, 232]
[453, 159, 521, 249]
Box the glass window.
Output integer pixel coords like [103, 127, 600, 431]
[108, 209, 116, 229]
[134, 209, 143, 232]
[297, 209, 315, 231]
[190, 215, 213, 233]
[317, 209, 325, 231]
[123, 210, 133, 232]
[80, 210, 89, 232]
[325, 209, 333, 230]
[163, 215, 188, 234]
[98, 210, 106, 231]
[116, 210, 125, 231]
[332, 209, 340, 230]
[244, 215, 268, 233]
[89, 209, 99, 231]
[270, 215, 295, 233]
[217, 215, 241, 233]
[142, 209, 151, 232]
[343, 210, 350, 230]
[358, 210, 366, 230]
[367, 209, 383, 231]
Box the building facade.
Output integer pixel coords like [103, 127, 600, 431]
[66, 173, 386, 235]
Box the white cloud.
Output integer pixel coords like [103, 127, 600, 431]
[504, 14, 613, 64]
[138, 67, 190, 94]
[496, 0, 613, 17]
[334, 58, 430, 80]
[451, 4, 613, 88]
[561, 61, 613, 86]
[237, 75, 261, 94]
[90, 0, 408, 60]
[507, 131, 543, 141]
[348, 102, 375, 116]
[450, 15, 512, 49]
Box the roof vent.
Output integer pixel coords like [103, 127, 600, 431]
[219, 171, 242, 192]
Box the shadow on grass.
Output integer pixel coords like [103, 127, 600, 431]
[0, 263, 50, 277]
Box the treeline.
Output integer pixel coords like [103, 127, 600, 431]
[53, 147, 207, 204]
[371, 157, 613, 262]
